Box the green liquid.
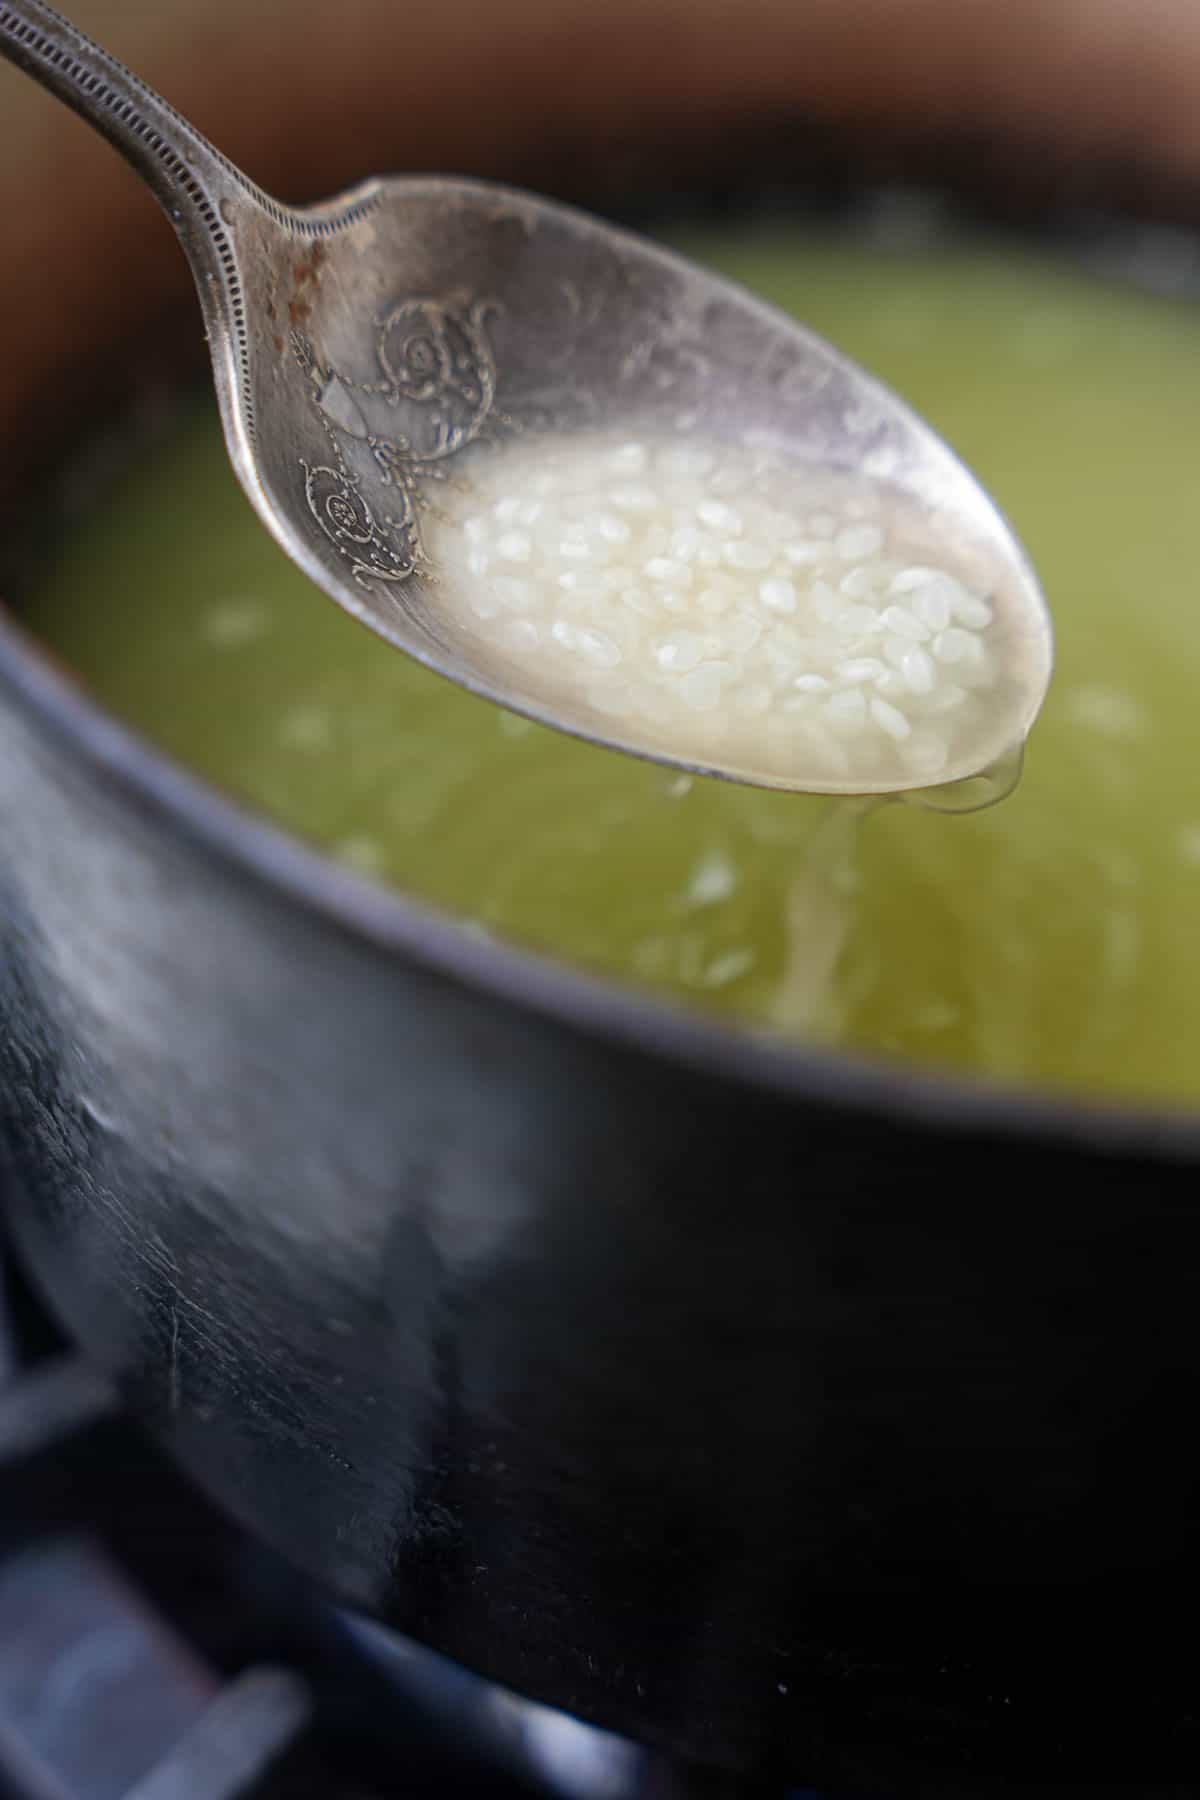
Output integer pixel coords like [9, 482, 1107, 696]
[25, 231, 1200, 1107]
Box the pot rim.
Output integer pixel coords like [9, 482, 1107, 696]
[4, 609, 1195, 1166]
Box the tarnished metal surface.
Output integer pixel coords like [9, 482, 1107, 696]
[0, 2, 1049, 793]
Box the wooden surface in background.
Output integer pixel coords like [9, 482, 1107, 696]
[4, 0, 1200, 452]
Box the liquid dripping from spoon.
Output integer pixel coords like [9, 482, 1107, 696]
[769, 745, 1022, 1037]
[771, 796, 877, 1036]
[904, 743, 1026, 813]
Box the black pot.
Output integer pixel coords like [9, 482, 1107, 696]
[4, 27, 1200, 1797]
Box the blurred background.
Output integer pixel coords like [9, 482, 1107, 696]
[6, 0, 1200, 457]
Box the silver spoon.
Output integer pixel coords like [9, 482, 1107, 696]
[1, 0, 1052, 797]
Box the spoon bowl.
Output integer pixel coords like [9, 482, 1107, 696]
[0, 0, 1052, 793]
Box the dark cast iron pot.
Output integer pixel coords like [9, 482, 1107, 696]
[3, 4, 1200, 1792]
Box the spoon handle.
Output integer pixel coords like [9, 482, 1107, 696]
[0, 2, 262, 286]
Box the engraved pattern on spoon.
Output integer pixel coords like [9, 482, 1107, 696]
[292, 297, 501, 589]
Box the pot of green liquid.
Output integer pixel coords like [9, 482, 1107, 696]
[5, 206, 1200, 1789]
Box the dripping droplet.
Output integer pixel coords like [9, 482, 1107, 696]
[903, 741, 1025, 814]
